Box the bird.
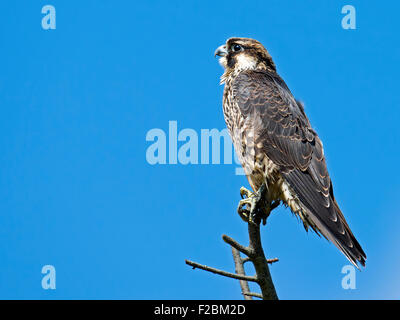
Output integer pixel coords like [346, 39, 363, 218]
[214, 37, 366, 268]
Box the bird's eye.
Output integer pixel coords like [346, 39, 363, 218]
[231, 44, 243, 52]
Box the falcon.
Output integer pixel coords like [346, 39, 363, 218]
[214, 37, 366, 267]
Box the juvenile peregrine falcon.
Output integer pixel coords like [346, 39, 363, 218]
[215, 37, 366, 267]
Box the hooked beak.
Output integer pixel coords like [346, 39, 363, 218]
[214, 45, 228, 57]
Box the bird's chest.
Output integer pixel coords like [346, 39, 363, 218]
[222, 86, 278, 192]
[222, 85, 240, 133]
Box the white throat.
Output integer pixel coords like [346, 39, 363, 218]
[235, 54, 258, 71]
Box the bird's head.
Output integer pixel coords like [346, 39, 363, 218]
[215, 37, 276, 81]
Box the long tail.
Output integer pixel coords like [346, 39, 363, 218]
[284, 170, 366, 268]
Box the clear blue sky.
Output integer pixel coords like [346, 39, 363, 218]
[1, 0, 399, 299]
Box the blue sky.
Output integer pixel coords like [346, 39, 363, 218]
[0, 0, 399, 299]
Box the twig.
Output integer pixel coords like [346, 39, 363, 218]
[244, 292, 263, 299]
[222, 234, 253, 257]
[231, 247, 252, 300]
[267, 258, 279, 264]
[185, 260, 258, 283]
[242, 257, 279, 264]
[242, 257, 251, 264]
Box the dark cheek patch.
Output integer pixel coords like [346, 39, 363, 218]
[227, 54, 236, 68]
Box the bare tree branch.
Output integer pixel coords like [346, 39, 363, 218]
[244, 292, 263, 299]
[242, 257, 251, 264]
[266, 258, 279, 264]
[231, 247, 252, 300]
[185, 260, 258, 283]
[242, 257, 279, 264]
[247, 222, 278, 300]
[222, 234, 253, 257]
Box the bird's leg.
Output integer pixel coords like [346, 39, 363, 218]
[237, 183, 268, 225]
[236, 187, 254, 223]
[237, 184, 281, 225]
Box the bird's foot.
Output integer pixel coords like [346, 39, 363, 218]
[237, 184, 268, 225]
[237, 184, 281, 225]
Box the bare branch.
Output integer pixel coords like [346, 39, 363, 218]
[242, 257, 279, 264]
[222, 234, 254, 257]
[185, 259, 258, 283]
[244, 292, 263, 299]
[247, 222, 278, 300]
[267, 258, 279, 264]
[231, 247, 252, 300]
[242, 257, 251, 264]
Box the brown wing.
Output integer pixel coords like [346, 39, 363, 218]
[232, 70, 366, 267]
